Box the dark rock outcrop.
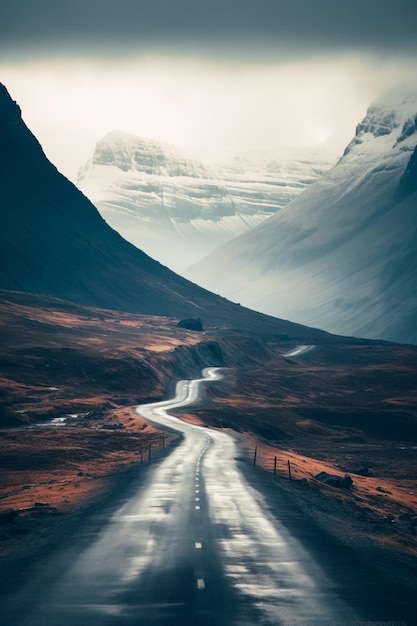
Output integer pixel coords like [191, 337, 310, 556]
[315, 471, 353, 489]
[176, 317, 203, 331]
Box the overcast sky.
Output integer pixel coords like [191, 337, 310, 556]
[1, 0, 416, 181]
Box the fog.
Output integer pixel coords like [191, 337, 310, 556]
[1, 53, 416, 182]
[1, 1, 416, 180]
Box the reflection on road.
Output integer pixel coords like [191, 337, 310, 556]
[139, 368, 354, 625]
[282, 344, 315, 358]
[6, 367, 355, 626]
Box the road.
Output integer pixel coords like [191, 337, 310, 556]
[282, 345, 315, 358]
[3, 368, 357, 626]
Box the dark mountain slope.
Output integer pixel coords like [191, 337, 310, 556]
[0, 83, 333, 341]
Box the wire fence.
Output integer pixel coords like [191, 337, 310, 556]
[138, 438, 303, 483]
[138, 434, 167, 463]
[251, 446, 301, 482]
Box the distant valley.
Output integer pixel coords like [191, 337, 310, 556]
[1, 82, 417, 624]
[0, 82, 331, 340]
[78, 133, 336, 271]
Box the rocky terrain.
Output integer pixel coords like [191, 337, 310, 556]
[0, 289, 416, 622]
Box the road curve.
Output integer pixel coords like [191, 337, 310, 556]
[3, 368, 357, 626]
[138, 368, 356, 625]
[282, 344, 315, 358]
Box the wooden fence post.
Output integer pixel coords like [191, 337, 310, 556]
[162, 434, 165, 450]
[140, 450, 143, 464]
[287, 459, 292, 480]
[274, 456, 277, 475]
[253, 447, 257, 466]
[148, 442, 152, 461]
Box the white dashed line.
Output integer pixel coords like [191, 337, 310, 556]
[195, 505, 200, 510]
[197, 578, 206, 590]
[195, 497, 200, 501]
[195, 542, 202, 549]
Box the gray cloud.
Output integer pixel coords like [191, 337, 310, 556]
[1, 0, 417, 57]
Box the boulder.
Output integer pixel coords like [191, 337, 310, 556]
[176, 317, 203, 331]
[315, 471, 353, 489]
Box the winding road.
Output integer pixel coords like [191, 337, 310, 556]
[4, 368, 358, 626]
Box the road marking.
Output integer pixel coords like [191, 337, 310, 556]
[195, 489, 199, 494]
[195, 542, 202, 549]
[195, 505, 200, 510]
[197, 578, 206, 590]
[195, 497, 200, 501]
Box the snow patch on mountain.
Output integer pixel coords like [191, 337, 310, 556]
[186, 92, 417, 344]
[78, 133, 336, 271]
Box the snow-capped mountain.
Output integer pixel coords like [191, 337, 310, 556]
[186, 92, 417, 344]
[77, 133, 336, 271]
[0, 81, 336, 340]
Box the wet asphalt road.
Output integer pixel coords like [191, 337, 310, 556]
[2, 368, 359, 626]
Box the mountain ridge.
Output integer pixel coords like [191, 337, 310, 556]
[0, 82, 339, 342]
[77, 130, 336, 271]
[186, 92, 417, 344]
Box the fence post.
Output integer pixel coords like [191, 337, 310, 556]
[253, 447, 257, 466]
[287, 460, 292, 480]
[140, 450, 143, 464]
[162, 434, 165, 450]
[274, 456, 277, 475]
[148, 442, 152, 461]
